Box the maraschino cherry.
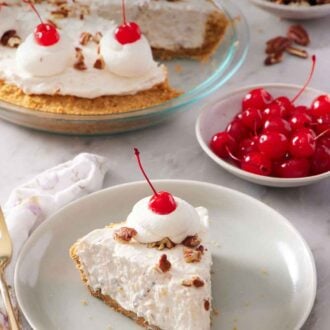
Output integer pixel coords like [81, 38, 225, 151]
[208, 55, 330, 179]
[134, 148, 177, 215]
[115, 0, 141, 45]
[23, 0, 60, 46]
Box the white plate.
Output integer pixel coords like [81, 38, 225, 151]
[15, 180, 316, 330]
[250, 0, 330, 20]
[196, 84, 330, 187]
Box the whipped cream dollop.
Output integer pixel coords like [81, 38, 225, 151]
[16, 33, 74, 77]
[0, 6, 16, 38]
[99, 28, 157, 78]
[126, 195, 209, 244]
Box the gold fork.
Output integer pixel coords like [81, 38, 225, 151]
[0, 208, 19, 330]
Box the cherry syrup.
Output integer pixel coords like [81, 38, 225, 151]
[134, 148, 177, 215]
[22, 0, 60, 46]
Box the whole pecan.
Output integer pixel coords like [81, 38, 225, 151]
[287, 25, 310, 46]
[265, 36, 291, 55]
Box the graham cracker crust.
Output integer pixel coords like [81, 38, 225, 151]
[69, 243, 160, 330]
[0, 79, 180, 116]
[152, 11, 229, 61]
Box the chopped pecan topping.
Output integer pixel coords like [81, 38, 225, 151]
[1, 30, 21, 48]
[51, 7, 70, 19]
[93, 32, 103, 44]
[196, 245, 205, 254]
[182, 276, 205, 288]
[93, 56, 105, 70]
[204, 299, 210, 311]
[46, 19, 59, 29]
[113, 227, 137, 243]
[74, 47, 87, 70]
[79, 32, 92, 46]
[183, 247, 202, 263]
[265, 36, 291, 55]
[157, 254, 171, 273]
[288, 25, 310, 46]
[182, 235, 201, 248]
[147, 237, 176, 250]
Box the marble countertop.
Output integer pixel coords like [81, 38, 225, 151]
[0, 1, 329, 329]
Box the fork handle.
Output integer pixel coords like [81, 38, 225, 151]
[0, 272, 19, 330]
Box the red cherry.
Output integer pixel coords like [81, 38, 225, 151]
[149, 191, 177, 215]
[134, 148, 177, 215]
[311, 138, 330, 174]
[241, 152, 272, 176]
[263, 117, 292, 136]
[314, 114, 330, 136]
[273, 158, 310, 178]
[238, 136, 259, 158]
[34, 23, 60, 46]
[242, 88, 273, 111]
[294, 105, 309, 114]
[289, 112, 312, 131]
[241, 108, 263, 131]
[115, 22, 141, 45]
[273, 96, 294, 116]
[310, 95, 330, 118]
[289, 128, 316, 158]
[258, 132, 289, 160]
[226, 119, 249, 142]
[263, 102, 287, 120]
[210, 132, 237, 159]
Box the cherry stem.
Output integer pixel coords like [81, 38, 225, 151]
[22, 0, 43, 24]
[225, 146, 241, 163]
[315, 128, 330, 141]
[291, 55, 316, 104]
[121, 0, 127, 25]
[134, 148, 159, 197]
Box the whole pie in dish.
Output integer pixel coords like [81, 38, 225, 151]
[0, 0, 228, 116]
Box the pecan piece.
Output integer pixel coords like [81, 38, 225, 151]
[79, 32, 92, 46]
[147, 237, 176, 250]
[182, 276, 205, 288]
[74, 47, 87, 71]
[157, 254, 171, 273]
[265, 36, 291, 55]
[113, 227, 137, 243]
[93, 32, 103, 44]
[182, 235, 201, 248]
[93, 56, 105, 70]
[1, 30, 21, 48]
[288, 25, 310, 47]
[183, 247, 202, 263]
[204, 299, 210, 311]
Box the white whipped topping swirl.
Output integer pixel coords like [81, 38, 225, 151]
[99, 28, 157, 78]
[0, 6, 16, 38]
[126, 195, 209, 244]
[16, 33, 74, 77]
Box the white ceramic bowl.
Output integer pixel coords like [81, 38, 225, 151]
[196, 84, 330, 187]
[250, 0, 330, 20]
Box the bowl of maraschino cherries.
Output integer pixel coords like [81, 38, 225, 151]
[196, 56, 330, 187]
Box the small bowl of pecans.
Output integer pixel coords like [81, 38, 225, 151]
[250, 0, 330, 20]
[195, 57, 330, 187]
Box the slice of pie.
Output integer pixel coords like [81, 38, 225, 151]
[0, 1, 228, 116]
[70, 199, 212, 330]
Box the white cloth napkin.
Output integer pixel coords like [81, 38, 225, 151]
[0, 153, 108, 329]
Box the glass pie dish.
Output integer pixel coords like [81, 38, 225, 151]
[0, 0, 249, 135]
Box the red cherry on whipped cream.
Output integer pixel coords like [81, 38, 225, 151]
[23, 0, 60, 46]
[115, 0, 141, 45]
[134, 148, 177, 215]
